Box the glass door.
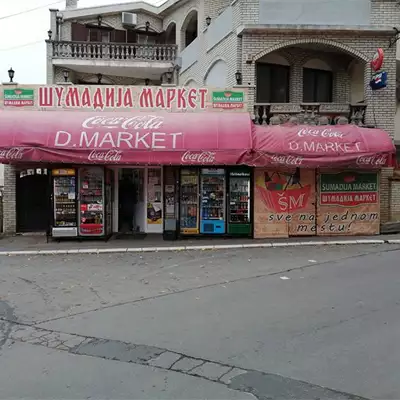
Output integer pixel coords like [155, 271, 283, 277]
[228, 171, 251, 235]
[200, 168, 226, 234]
[78, 167, 105, 236]
[180, 169, 199, 235]
[146, 167, 163, 233]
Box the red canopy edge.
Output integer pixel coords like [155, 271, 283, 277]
[0, 111, 395, 168]
[0, 110, 254, 165]
[244, 124, 395, 168]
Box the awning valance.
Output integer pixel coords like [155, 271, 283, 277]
[247, 124, 395, 168]
[0, 111, 254, 165]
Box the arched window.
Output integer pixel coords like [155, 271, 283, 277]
[181, 10, 198, 49]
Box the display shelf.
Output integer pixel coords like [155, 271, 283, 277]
[228, 176, 250, 225]
[180, 170, 199, 234]
[79, 169, 104, 236]
[53, 175, 77, 228]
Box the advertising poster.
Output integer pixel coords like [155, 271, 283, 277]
[254, 168, 316, 238]
[317, 171, 380, 235]
[212, 91, 244, 109]
[147, 202, 162, 224]
[147, 168, 162, 225]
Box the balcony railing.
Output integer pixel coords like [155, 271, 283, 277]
[52, 41, 178, 62]
[253, 103, 367, 126]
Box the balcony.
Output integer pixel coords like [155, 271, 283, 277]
[51, 41, 178, 80]
[253, 103, 367, 126]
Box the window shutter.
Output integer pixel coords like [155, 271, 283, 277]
[111, 29, 127, 43]
[127, 30, 136, 43]
[89, 29, 101, 42]
[71, 23, 89, 41]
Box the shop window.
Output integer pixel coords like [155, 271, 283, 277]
[256, 63, 290, 103]
[303, 68, 333, 103]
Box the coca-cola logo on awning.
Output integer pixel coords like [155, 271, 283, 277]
[88, 150, 122, 162]
[181, 151, 216, 163]
[82, 115, 164, 130]
[0, 148, 25, 160]
[270, 155, 303, 166]
[356, 154, 388, 166]
[297, 127, 345, 139]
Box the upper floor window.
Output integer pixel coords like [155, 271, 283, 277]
[256, 63, 290, 103]
[303, 68, 333, 103]
[181, 10, 198, 49]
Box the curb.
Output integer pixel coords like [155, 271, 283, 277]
[0, 238, 395, 256]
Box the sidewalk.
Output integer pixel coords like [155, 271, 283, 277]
[0, 233, 399, 255]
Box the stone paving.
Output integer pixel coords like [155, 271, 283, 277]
[5, 322, 368, 399]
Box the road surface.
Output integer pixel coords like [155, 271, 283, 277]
[0, 243, 400, 399]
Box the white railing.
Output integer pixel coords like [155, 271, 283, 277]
[52, 41, 178, 62]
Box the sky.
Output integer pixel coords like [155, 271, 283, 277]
[0, 0, 161, 84]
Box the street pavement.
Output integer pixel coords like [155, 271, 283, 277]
[0, 243, 400, 399]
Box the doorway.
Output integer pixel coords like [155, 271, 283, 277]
[118, 168, 145, 233]
[16, 169, 50, 232]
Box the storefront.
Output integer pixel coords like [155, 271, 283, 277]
[0, 85, 396, 238]
[249, 124, 395, 238]
[0, 106, 254, 239]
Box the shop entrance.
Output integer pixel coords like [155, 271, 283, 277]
[118, 168, 145, 233]
[16, 169, 50, 232]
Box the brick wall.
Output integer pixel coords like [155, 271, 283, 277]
[203, 0, 230, 26]
[390, 177, 400, 221]
[371, 0, 400, 25]
[179, 0, 240, 86]
[240, 33, 396, 137]
[255, 47, 352, 103]
[3, 165, 16, 234]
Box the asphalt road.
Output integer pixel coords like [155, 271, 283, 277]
[0, 243, 400, 399]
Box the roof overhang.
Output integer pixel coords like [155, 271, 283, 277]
[61, 0, 188, 20]
[237, 24, 396, 36]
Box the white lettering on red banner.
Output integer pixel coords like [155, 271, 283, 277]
[53, 114, 184, 150]
[39, 86, 208, 110]
[356, 154, 388, 166]
[0, 148, 25, 160]
[54, 131, 182, 150]
[181, 151, 216, 163]
[288, 140, 362, 153]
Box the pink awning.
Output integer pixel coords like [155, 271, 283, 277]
[0, 111, 254, 165]
[247, 124, 395, 168]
